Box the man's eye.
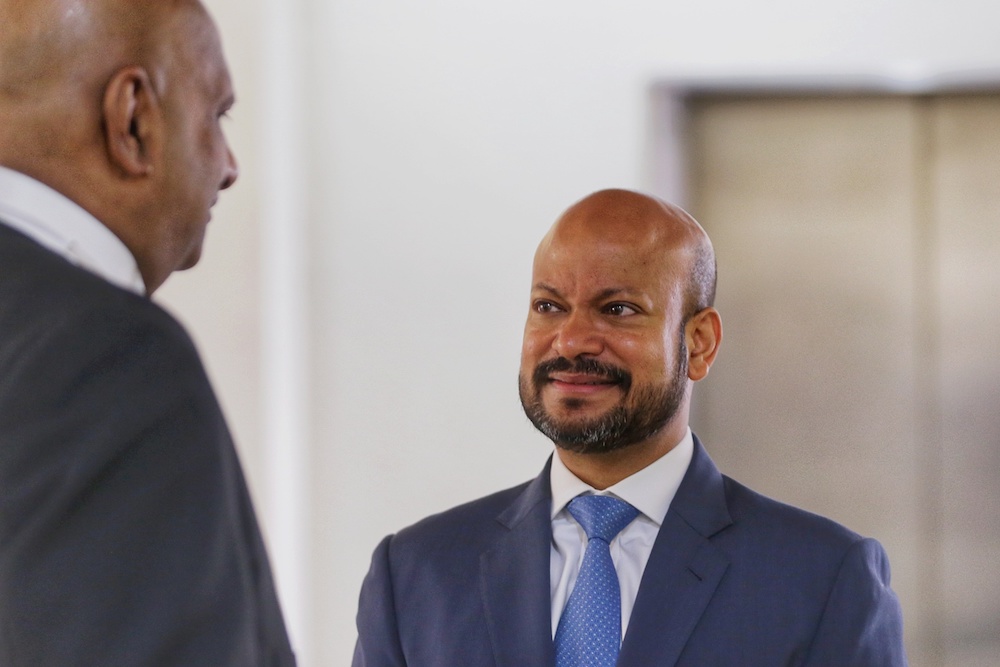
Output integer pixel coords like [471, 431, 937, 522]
[534, 301, 561, 313]
[605, 303, 637, 316]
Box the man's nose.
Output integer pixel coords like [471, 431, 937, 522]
[220, 146, 239, 190]
[551, 311, 604, 358]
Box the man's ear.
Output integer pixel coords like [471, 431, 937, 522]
[102, 66, 160, 177]
[686, 307, 722, 382]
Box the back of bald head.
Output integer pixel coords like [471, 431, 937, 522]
[0, 0, 206, 162]
[546, 188, 717, 318]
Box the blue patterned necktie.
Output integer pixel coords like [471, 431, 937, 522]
[554, 494, 640, 667]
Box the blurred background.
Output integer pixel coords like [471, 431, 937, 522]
[158, 0, 1000, 664]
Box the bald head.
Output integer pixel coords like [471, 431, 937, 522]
[0, 0, 238, 294]
[520, 189, 722, 484]
[0, 0, 201, 108]
[539, 189, 717, 320]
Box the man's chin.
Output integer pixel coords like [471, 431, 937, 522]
[177, 241, 205, 271]
[534, 412, 629, 453]
[552, 434, 640, 456]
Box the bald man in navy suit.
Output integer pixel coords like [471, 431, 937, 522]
[353, 189, 906, 666]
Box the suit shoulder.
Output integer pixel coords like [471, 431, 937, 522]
[390, 479, 536, 551]
[706, 475, 898, 613]
[0, 238, 197, 371]
[0, 237, 218, 455]
[721, 474, 866, 551]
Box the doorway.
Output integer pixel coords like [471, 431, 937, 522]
[662, 88, 1000, 667]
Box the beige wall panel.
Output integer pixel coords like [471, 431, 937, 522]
[686, 96, 926, 659]
[931, 95, 1000, 663]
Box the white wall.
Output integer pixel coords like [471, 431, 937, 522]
[158, 0, 1000, 664]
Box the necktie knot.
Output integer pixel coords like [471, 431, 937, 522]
[567, 494, 639, 544]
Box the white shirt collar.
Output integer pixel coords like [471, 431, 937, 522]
[0, 166, 145, 295]
[549, 427, 694, 526]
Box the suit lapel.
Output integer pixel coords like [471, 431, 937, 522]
[617, 437, 733, 667]
[480, 461, 556, 667]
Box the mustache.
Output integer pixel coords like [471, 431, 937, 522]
[533, 357, 632, 392]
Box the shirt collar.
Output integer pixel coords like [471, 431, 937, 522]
[0, 166, 145, 295]
[550, 428, 694, 526]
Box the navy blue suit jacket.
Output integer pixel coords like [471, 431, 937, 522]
[354, 436, 906, 666]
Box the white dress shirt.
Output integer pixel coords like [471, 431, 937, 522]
[549, 428, 694, 639]
[0, 166, 144, 295]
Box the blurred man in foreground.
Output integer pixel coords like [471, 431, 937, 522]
[353, 189, 906, 666]
[0, 1, 295, 664]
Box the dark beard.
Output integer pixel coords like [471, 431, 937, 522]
[518, 339, 688, 455]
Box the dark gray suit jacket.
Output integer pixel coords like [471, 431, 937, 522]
[354, 435, 907, 666]
[0, 223, 295, 666]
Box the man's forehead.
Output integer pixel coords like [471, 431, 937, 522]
[532, 232, 681, 286]
[536, 215, 674, 269]
[168, 7, 231, 93]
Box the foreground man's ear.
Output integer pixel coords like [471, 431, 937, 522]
[686, 307, 722, 382]
[102, 66, 161, 177]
